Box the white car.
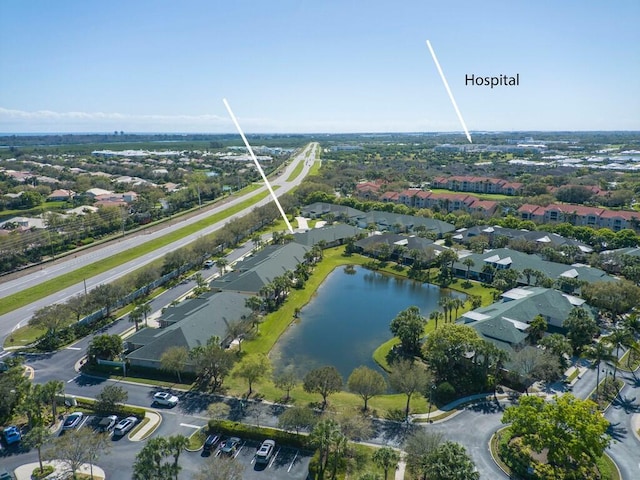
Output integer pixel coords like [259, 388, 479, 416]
[113, 416, 137, 437]
[255, 439, 275, 464]
[153, 391, 179, 407]
[62, 411, 84, 430]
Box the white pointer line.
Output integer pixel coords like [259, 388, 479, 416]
[426, 40, 472, 144]
[222, 99, 294, 233]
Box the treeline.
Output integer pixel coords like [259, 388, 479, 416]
[19, 199, 294, 352]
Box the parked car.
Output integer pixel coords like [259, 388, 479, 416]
[0, 468, 13, 480]
[62, 412, 84, 430]
[3, 426, 21, 444]
[255, 439, 275, 464]
[204, 260, 214, 269]
[153, 391, 179, 407]
[97, 415, 118, 432]
[113, 416, 138, 437]
[203, 433, 222, 453]
[220, 436, 241, 455]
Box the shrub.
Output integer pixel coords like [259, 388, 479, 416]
[207, 419, 309, 449]
[435, 382, 456, 404]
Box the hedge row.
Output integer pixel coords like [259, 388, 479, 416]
[207, 419, 310, 449]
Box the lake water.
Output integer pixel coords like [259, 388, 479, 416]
[270, 266, 466, 380]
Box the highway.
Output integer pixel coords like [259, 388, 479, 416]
[0, 142, 318, 343]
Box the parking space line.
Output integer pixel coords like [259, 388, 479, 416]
[233, 441, 245, 459]
[288, 449, 299, 472]
[67, 374, 80, 383]
[269, 447, 281, 469]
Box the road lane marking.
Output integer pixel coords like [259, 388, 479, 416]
[66, 347, 82, 350]
[179, 423, 201, 429]
[67, 375, 80, 383]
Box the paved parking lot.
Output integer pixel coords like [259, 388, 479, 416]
[200, 439, 312, 480]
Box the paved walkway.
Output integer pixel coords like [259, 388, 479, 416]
[14, 460, 106, 480]
[129, 409, 162, 441]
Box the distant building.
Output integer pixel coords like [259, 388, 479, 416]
[47, 189, 75, 202]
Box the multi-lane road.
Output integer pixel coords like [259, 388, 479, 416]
[0, 142, 319, 343]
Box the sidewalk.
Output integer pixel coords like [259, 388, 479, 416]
[129, 409, 162, 441]
[14, 460, 106, 480]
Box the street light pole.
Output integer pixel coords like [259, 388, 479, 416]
[427, 383, 436, 423]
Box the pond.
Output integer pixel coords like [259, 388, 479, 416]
[270, 266, 466, 380]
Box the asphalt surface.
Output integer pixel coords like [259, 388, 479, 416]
[0, 142, 318, 343]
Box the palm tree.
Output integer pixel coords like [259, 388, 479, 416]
[583, 342, 616, 401]
[462, 257, 475, 279]
[167, 434, 189, 480]
[215, 258, 228, 276]
[372, 447, 400, 480]
[41, 379, 64, 421]
[137, 302, 152, 327]
[438, 298, 450, 323]
[129, 307, 143, 331]
[451, 298, 465, 321]
[605, 328, 633, 381]
[429, 311, 443, 330]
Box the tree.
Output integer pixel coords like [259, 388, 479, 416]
[29, 303, 71, 336]
[133, 437, 174, 480]
[527, 315, 547, 344]
[582, 280, 640, 320]
[45, 428, 107, 480]
[423, 441, 479, 480]
[404, 429, 444, 479]
[510, 347, 561, 392]
[604, 328, 633, 381]
[95, 384, 128, 413]
[129, 307, 143, 332]
[388, 359, 431, 420]
[462, 257, 475, 279]
[347, 366, 387, 411]
[539, 333, 573, 369]
[564, 308, 599, 353]
[160, 346, 189, 383]
[226, 319, 247, 352]
[215, 258, 228, 276]
[389, 306, 426, 355]
[87, 334, 123, 362]
[303, 366, 343, 408]
[273, 366, 298, 402]
[422, 324, 481, 383]
[309, 418, 343, 479]
[194, 454, 244, 480]
[502, 394, 610, 474]
[91, 283, 123, 317]
[137, 302, 152, 327]
[429, 310, 444, 330]
[167, 435, 189, 480]
[41, 379, 64, 421]
[86, 430, 112, 480]
[234, 354, 272, 397]
[372, 447, 400, 480]
[0, 358, 30, 423]
[582, 342, 616, 401]
[278, 405, 316, 434]
[23, 425, 53, 475]
[189, 336, 236, 390]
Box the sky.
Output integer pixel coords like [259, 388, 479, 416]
[0, 0, 639, 134]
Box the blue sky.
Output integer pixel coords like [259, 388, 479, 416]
[1, 0, 638, 134]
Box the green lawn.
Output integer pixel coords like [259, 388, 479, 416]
[286, 159, 305, 182]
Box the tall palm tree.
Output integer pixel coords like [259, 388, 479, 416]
[583, 342, 616, 401]
[429, 311, 443, 330]
[137, 302, 152, 327]
[129, 307, 143, 331]
[41, 379, 64, 421]
[462, 257, 475, 279]
[215, 258, 228, 276]
[605, 328, 633, 381]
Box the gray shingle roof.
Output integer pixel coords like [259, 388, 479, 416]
[210, 242, 309, 294]
[293, 224, 363, 246]
[125, 291, 252, 363]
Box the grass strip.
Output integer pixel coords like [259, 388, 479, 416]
[0, 189, 271, 316]
[286, 159, 305, 182]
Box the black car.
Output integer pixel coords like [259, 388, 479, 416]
[203, 433, 222, 453]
